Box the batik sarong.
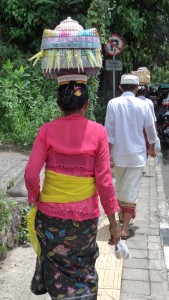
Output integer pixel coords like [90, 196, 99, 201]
[31, 211, 99, 300]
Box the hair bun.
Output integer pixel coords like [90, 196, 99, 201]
[57, 81, 88, 111]
[68, 81, 76, 90]
[62, 81, 76, 104]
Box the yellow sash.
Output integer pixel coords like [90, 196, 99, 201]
[40, 169, 96, 203]
[27, 170, 96, 256]
[27, 206, 41, 257]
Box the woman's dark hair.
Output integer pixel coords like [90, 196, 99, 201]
[120, 84, 138, 91]
[57, 81, 88, 111]
[137, 85, 149, 96]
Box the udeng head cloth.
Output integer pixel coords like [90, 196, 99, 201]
[120, 74, 139, 85]
[29, 17, 102, 82]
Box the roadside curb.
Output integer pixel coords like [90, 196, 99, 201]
[156, 163, 169, 282]
[120, 158, 169, 300]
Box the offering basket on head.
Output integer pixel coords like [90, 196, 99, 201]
[131, 67, 150, 85]
[30, 17, 102, 82]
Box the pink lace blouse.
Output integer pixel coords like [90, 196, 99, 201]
[24, 114, 119, 221]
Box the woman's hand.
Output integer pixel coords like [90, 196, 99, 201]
[109, 223, 121, 245]
[32, 201, 38, 208]
[110, 161, 115, 168]
[107, 214, 121, 244]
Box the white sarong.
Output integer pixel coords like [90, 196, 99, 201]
[113, 166, 143, 208]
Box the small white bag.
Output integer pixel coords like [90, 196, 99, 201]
[154, 137, 161, 152]
[154, 137, 163, 165]
[115, 240, 131, 260]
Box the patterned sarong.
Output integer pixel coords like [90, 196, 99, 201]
[31, 211, 99, 300]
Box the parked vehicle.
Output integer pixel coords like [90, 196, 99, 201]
[157, 84, 169, 107]
[156, 95, 169, 146]
[148, 85, 158, 108]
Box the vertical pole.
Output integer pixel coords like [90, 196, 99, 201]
[113, 56, 115, 98]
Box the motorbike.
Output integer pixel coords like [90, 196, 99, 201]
[156, 96, 169, 146]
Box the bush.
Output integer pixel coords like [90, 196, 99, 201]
[15, 205, 31, 245]
[94, 103, 107, 125]
[0, 191, 18, 232]
[0, 191, 31, 257]
[0, 58, 61, 147]
[0, 42, 103, 147]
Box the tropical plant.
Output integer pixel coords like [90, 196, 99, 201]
[109, 0, 169, 71]
[0, 59, 60, 146]
[0, 191, 18, 232]
[0, 0, 169, 133]
[15, 205, 31, 245]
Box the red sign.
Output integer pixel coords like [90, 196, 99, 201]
[104, 34, 124, 56]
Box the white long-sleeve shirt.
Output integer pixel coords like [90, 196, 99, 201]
[105, 92, 158, 167]
[137, 95, 157, 122]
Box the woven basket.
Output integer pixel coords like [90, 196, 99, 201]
[30, 17, 102, 80]
[131, 67, 151, 85]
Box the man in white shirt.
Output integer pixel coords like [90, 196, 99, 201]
[105, 74, 157, 240]
[137, 85, 157, 159]
[137, 85, 157, 122]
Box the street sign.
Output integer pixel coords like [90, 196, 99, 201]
[104, 34, 124, 56]
[106, 59, 123, 71]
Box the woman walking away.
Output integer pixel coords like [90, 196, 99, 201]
[25, 79, 119, 300]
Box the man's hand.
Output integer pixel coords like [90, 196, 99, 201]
[148, 144, 156, 157]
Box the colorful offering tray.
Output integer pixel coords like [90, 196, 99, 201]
[30, 17, 102, 80]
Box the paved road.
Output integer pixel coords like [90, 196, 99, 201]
[161, 147, 169, 206]
[1, 151, 169, 299]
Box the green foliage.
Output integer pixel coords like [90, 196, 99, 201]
[85, 1, 115, 118]
[0, 0, 58, 51]
[15, 205, 31, 245]
[0, 190, 30, 249]
[0, 41, 101, 145]
[86, 0, 116, 43]
[0, 42, 23, 69]
[0, 0, 169, 71]
[7, 180, 14, 191]
[0, 191, 17, 256]
[152, 67, 169, 84]
[0, 245, 8, 255]
[0, 58, 61, 146]
[86, 76, 99, 121]
[0, 191, 18, 232]
[110, 0, 169, 71]
[0, 0, 169, 133]
[0, 0, 91, 52]
[94, 103, 107, 125]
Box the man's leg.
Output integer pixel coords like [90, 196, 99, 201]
[118, 205, 136, 237]
[113, 166, 143, 239]
[121, 212, 132, 236]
